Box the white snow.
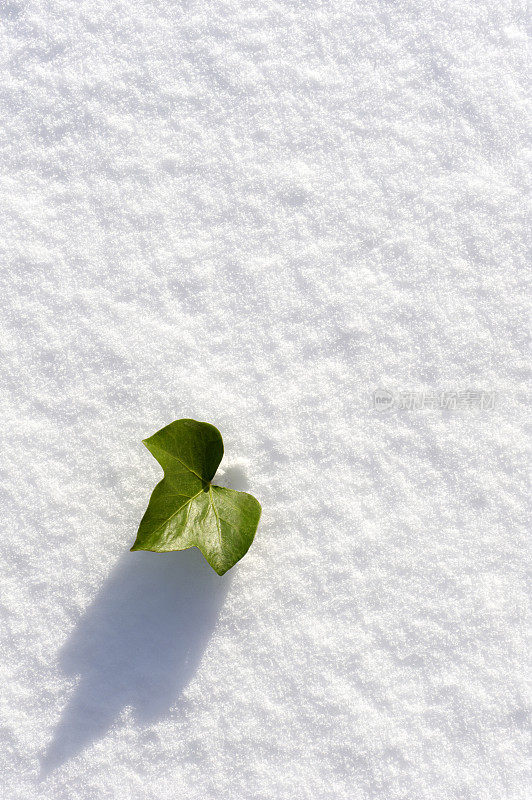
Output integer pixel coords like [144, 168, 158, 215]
[0, 1, 529, 799]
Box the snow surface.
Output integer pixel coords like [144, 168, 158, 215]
[1, 1, 529, 799]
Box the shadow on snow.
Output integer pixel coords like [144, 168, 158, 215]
[41, 547, 230, 773]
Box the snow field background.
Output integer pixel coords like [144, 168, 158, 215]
[0, 1, 529, 799]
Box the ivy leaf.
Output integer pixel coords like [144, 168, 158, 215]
[130, 419, 262, 575]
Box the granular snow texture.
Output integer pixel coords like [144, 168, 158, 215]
[0, 1, 529, 799]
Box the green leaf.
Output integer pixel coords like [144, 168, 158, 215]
[130, 419, 262, 575]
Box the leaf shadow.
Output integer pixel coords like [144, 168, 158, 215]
[40, 548, 230, 775]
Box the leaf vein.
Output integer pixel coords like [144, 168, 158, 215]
[148, 488, 204, 537]
[209, 487, 223, 549]
[148, 443, 206, 481]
